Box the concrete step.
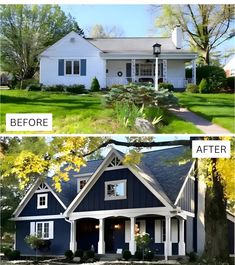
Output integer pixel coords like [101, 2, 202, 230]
[98, 254, 122, 261]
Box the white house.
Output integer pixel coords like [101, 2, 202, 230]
[224, 56, 235, 77]
[39, 26, 197, 90]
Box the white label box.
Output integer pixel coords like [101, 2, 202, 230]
[6, 113, 52, 131]
[192, 140, 231, 158]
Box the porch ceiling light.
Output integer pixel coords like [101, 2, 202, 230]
[114, 224, 120, 229]
[95, 225, 99, 229]
[153, 43, 161, 57]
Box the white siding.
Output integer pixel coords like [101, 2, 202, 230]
[167, 60, 186, 88]
[40, 32, 106, 89]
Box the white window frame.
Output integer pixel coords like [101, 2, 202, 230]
[35, 221, 54, 239]
[37, 194, 48, 209]
[77, 177, 89, 193]
[65, 60, 80, 76]
[104, 179, 127, 201]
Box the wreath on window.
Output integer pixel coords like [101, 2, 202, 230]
[117, 71, 123, 77]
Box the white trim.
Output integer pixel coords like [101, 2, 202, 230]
[74, 173, 93, 178]
[104, 179, 127, 201]
[181, 210, 195, 218]
[77, 177, 89, 193]
[37, 194, 48, 209]
[227, 212, 235, 223]
[12, 214, 64, 221]
[43, 183, 67, 210]
[69, 207, 174, 221]
[65, 59, 80, 76]
[104, 165, 127, 171]
[35, 189, 50, 194]
[35, 221, 54, 239]
[13, 179, 41, 216]
[174, 161, 195, 205]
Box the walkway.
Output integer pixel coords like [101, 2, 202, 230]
[169, 107, 231, 134]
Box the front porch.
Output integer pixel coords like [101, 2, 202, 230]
[69, 210, 187, 260]
[105, 58, 196, 90]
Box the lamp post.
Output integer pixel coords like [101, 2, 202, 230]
[153, 43, 161, 91]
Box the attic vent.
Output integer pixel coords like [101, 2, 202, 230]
[70, 37, 75, 43]
[37, 183, 48, 191]
[108, 157, 123, 167]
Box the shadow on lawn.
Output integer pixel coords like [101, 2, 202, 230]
[1, 94, 104, 111]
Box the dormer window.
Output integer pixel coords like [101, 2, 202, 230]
[105, 180, 127, 200]
[77, 178, 88, 193]
[37, 194, 48, 209]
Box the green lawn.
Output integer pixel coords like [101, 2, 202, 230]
[0, 90, 201, 134]
[175, 92, 235, 133]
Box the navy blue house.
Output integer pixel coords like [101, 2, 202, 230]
[12, 147, 235, 258]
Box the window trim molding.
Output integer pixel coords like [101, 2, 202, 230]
[104, 179, 127, 201]
[37, 193, 48, 209]
[65, 59, 80, 76]
[77, 177, 89, 193]
[35, 221, 53, 239]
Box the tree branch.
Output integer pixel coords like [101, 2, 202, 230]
[82, 139, 191, 157]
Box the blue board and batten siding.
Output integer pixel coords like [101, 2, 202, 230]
[19, 192, 64, 217]
[75, 168, 164, 212]
[16, 219, 70, 255]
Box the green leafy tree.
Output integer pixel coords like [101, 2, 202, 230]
[0, 5, 84, 86]
[135, 233, 151, 260]
[154, 5, 234, 65]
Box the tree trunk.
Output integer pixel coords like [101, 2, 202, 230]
[203, 158, 229, 262]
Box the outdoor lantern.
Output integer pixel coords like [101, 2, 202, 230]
[153, 43, 161, 57]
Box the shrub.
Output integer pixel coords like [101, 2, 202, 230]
[186, 83, 199, 93]
[15, 79, 39, 89]
[105, 83, 178, 107]
[4, 249, 20, 260]
[188, 251, 198, 262]
[74, 249, 84, 258]
[90, 77, 100, 92]
[66, 85, 86, 94]
[159, 82, 174, 91]
[64, 250, 74, 261]
[42, 85, 65, 92]
[26, 83, 42, 91]
[196, 65, 226, 92]
[85, 250, 95, 259]
[122, 250, 132, 261]
[199, 78, 209, 93]
[145, 250, 154, 261]
[226, 76, 235, 92]
[134, 250, 143, 260]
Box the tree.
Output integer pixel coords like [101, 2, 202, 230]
[89, 24, 124, 38]
[154, 5, 234, 65]
[0, 5, 84, 85]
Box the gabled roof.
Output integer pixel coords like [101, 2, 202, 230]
[87, 37, 190, 53]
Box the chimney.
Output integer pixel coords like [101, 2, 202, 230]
[172, 25, 183, 49]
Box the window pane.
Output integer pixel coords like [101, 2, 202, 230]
[80, 180, 87, 190]
[74, 61, 79, 75]
[66, 61, 72, 75]
[37, 223, 43, 237]
[44, 223, 49, 238]
[40, 196, 45, 206]
[140, 64, 152, 76]
[115, 183, 125, 196]
[107, 184, 115, 196]
[135, 64, 139, 76]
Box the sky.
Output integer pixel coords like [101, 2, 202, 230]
[60, 4, 234, 62]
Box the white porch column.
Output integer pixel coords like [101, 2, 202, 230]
[192, 59, 196, 84]
[129, 217, 136, 255]
[179, 218, 186, 255]
[98, 218, 105, 254]
[164, 216, 172, 260]
[70, 220, 77, 252]
[163, 59, 167, 83]
[131, 59, 136, 83]
[154, 57, 159, 90]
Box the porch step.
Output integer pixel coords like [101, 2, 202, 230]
[98, 254, 122, 261]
